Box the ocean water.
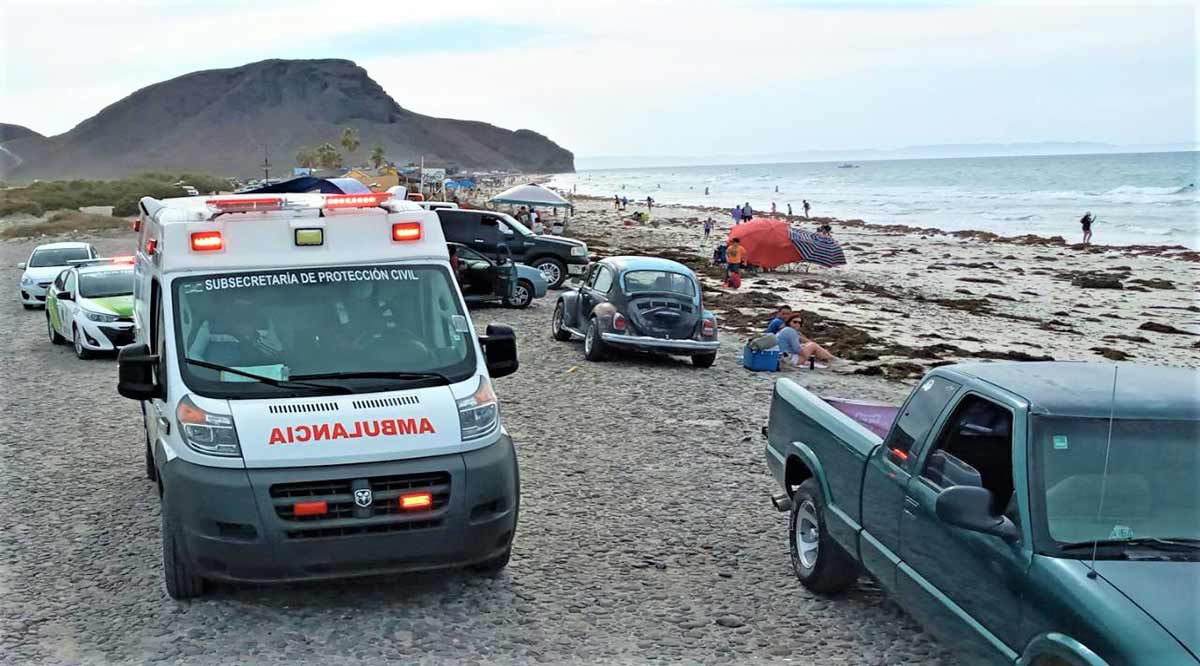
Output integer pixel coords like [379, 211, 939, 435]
[548, 152, 1199, 249]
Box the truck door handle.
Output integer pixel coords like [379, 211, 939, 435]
[473, 239, 486, 243]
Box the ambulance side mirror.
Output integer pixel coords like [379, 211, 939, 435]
[117, 344, 160, 401]
[479, 324, 518, 378]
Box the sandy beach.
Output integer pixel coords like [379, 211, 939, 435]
[554, 196, 1199, 379]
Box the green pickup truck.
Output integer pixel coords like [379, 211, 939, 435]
[764, 362, 1198, 665]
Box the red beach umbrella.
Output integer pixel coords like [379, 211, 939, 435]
[727, 218, 802, 269]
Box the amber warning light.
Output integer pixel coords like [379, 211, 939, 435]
[190, 231, 224, 252]
[400, 493, 433, 510]
[392, 222, 423, 242]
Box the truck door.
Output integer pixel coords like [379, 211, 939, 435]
[472, 216, 506, 256]
[496, 219, 529, 262]
[859, 376, 960, 592]
[898, 393, 1025, 663]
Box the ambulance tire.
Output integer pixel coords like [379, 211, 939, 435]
[470, 545, 512, 576]
[72, 325, 92, 359]
[161, 491, 207, 600]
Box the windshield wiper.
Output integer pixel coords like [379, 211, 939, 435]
[185, 358, 354, 394]
[288, 370, 450, 385]
[1059, 537, 1200, 552]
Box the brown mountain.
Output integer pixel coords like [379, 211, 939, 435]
[0, 59, 573, 181]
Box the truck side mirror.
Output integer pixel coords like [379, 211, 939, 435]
[935, 485, 1019, 543]
[479, 324, 518, 378]
[117, 344, 160, 401]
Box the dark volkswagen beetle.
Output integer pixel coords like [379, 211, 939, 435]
[551, 256, 719, 367]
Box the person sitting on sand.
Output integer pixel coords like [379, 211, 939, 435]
[776, 314, 838, 369]
[726, 238, 746, 276]
[1080, 211, 1095, 245]
[766, 305, 794, 334]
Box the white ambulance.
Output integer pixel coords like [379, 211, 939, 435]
[119, 191, 520, 599]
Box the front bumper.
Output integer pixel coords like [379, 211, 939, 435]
[601, 332, 721, 354]
[19, 283, 48, 305]
[159, 436, 519, 583]
[76, 319, 135, 351]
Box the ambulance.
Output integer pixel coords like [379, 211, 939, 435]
[119, 191, 520, 599]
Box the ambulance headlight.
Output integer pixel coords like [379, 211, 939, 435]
[177, 395, 241, 457]
[457, 376, 499, 441]
[570, 245, 588, 257]
[84, 310, 120, 322]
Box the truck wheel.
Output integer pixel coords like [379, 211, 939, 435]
[47, 313, 65, 344]
[506, 279, 534, 308]
[161, 492, 206, 600]
[72, 325, 92, 360]
[692, 352, 717, 368]
[470, 545, 512, 576]
[534, 257, 567, 289]
[790, 479, 857, 594]
[584, 317, 608, 361]
[551, 301, 573, 341]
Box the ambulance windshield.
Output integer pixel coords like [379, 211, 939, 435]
[173, 264, 475, 397]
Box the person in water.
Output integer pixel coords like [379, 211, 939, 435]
[1080, 212, 1095, 245]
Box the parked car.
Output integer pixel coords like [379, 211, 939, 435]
[449, 243, 547, 308]
[45, 257, 136, 358]
[16, 241, 98, 309]
[551, 256, 719, 367]
[763, 361, 1199, 666]
[435, 209, 588, 288]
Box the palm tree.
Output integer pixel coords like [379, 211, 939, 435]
[340, 127, 360, 156]
[316, 143, 342, 169]
[370, 144, 386, 170]
[295, 146, 317, 169]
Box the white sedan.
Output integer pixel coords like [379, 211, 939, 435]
[45, 259, 136, 359]
[17, 242, 97, 309]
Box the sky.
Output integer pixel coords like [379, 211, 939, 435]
[0, 0, 1195, 163]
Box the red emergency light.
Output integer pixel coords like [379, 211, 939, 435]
[205, 196, 283, 213]
[145, 239, 158, 256]
[400, 493, 433, 510]
[111, 256, 135, 264]
[391, 222, 422, 242]
[293, 501, 328, 517]
[324, 193, 391, 209]
[190, 231, 224, 252]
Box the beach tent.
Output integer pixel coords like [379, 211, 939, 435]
[727, 218, 847, 269]
[489, 183, 572, 208]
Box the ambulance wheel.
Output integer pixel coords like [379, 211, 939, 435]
[161, 492, 207, 600]
[47, 313, 65, 344]
[692, 352, 717, 368]
[471, 545, 512, 576]
[72, 325, 92, 359]
[506, 279, 534, 308]
[584, 317, 608, 362]
[551, 302, 572, 341]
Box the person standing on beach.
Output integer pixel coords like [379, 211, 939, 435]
[646, 196, 654, 212]
[703, 217, 714, 240]
[742, 202, 753, 221]
[771, 202, 777, 215]
[614, 195, 620, 210]
[788, 203, 793, 217]
[732, 205, 742, 225]
[621, 196, 627, 210]
[1080, 211, 1095, 244]
[803, 200, 811, 218]
[705, 186, 710, 196]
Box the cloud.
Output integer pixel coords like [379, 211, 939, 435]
[1, 0, 1193, 155]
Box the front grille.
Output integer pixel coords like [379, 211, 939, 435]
[352, 395, 420, 410]
[101, 327, 135, 347]
[270, 471, 451, 540]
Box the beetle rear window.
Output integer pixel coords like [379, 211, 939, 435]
[623, 271, 695, 296]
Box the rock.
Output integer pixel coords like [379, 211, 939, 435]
[1139, 321, 1197, 335]
[715, 616, 746, 629]
[1071, 275, 1123, 289]
[1090, 347, 1132, 361]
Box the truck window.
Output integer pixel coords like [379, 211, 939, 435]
[882, 376, 960, 462]
[922, 395, 1016, 518]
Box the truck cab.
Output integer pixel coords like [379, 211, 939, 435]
[435, 208, 588, 288]
[120, 191, 521, 599]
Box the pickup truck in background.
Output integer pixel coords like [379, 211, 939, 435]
[764, 362, 1199, 666]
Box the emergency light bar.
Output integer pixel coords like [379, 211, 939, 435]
[68, 257, 136, 267]
[203, 193, 392, 216]
[205, 197, 283, 213]
[323, 193, 391, 209]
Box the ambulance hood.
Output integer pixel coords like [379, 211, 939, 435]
[227, 384, 465, 468]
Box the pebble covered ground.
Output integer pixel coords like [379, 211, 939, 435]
[0, 232, 948, 665]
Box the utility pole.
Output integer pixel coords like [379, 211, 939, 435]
[261, 145, 271, 182]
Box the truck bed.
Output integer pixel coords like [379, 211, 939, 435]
[765, 380, 892, 555]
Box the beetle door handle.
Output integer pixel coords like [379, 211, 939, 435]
[904, 496, 919, 509]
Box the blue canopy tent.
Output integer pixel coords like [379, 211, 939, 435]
[242, 177, 371, 195]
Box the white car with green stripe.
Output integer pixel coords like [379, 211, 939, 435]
[45, 259, 136, 359]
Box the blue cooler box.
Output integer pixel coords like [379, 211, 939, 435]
[743, 345, 781, 372]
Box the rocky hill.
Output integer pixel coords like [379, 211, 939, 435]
[0, 59, 573, 181]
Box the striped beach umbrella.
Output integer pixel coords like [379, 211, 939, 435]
[789, 228, 847, 267]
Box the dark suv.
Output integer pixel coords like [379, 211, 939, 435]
[435, 209, 589, 288]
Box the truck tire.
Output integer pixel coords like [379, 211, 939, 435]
[533, 257, 567, 289]
[47, 313, 65, 344]
[506, 279, 534, 308]
[551, 301, 573, 341]
[584, 317, 609, 361]
[470, 545, 512, 576]
[161, 492, 207, 600]
[692, 352, 717, 368]
[790, 479, 858, 594]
